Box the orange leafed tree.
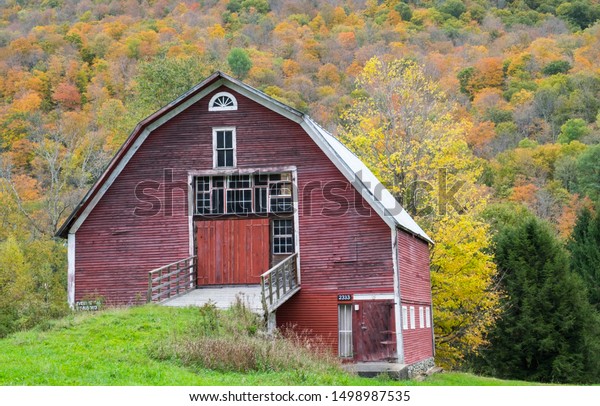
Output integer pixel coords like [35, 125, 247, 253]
[52, 82, 81, 110]
[468, 57, 505, 96]
[337, 31, 357, 48]
[557, 195, 594, 240]
[467, 121, 496, 156]
[509, 183, 539, 207]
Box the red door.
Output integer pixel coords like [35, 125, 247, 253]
[196, 218, 270, 285]
[353, 300, 396, 362]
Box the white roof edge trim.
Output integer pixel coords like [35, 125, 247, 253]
[222, 81, 304, 123]
[298, 121, 395, 229]
[302, 117, 432, 243]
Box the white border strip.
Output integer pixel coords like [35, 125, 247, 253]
[392, 227, 405, 364]
[353, 293, 395, 301]
[3, 386, 599, 406]
[67, 233, 75, 308]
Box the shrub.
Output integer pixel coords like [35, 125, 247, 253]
[150, 300, 340, 374]
[542, 60, 572, 76]
[437, 0, 466, 19]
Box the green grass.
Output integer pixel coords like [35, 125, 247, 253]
[412, 372, 539, 386]
[0, 305, 538, 386]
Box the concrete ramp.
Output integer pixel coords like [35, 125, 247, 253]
[161, 285, 263, 313]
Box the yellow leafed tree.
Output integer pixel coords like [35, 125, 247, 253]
[339, 57, 501, 368]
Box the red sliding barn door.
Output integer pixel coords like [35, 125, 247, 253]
[196, 218, 270, 285]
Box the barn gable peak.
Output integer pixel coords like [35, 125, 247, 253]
[56, 71, 431, 243]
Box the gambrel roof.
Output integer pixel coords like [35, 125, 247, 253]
[57, 72, 432, 243]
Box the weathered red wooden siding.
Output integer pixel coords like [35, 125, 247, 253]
[276, 291, 339, 351]
[75, 86, 395, 312]
[398, 230, 434, 363]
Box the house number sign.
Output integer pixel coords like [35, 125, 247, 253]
[338, 294, 352, 301]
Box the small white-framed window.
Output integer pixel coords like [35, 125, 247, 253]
[410, 306, 416, 330]
[425, 306, 431, 328]
[402, 306, 408, 330]
[338, 304, 353, 358]
[272, 219, 294, 255]
[419, 306, 425, 329]
[209, 91, 237, 111]
[213, 127, 236, 168]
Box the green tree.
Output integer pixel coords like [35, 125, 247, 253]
[240, 0, 270, 14]
[478, 217, 600, 383]
[577, 144, 600, 200]
[134, 56, 211, 113]
[227, 48, 253, 80]
[0, 236, 30, 337]
[226, 0, 242, 13]
[568, 207, 600, 310]
[457, 67, 475, 99]
[394, 2, 412, 21]
[556, 1, 600, 30]
[558, 118, 591, 143]
[0, 235, 67, 337]
[542, 60, 572, 76]
[437, 0, 466, 18]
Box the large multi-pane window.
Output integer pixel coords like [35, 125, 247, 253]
[195, 173, 293, 215]
[213, 128, 235, 168]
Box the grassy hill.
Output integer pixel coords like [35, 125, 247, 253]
[0, 305, 535, 386]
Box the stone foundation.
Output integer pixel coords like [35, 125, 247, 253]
[407, 357, 435, 378]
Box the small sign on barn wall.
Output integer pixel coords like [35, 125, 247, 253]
[75, 300, 101, 311]
[337, 294, 352, 301]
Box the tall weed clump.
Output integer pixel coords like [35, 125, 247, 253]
[151, 297, 340, 374]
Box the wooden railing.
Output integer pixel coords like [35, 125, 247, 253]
[147, 256, 197, 303]
[261, 253, 300, 314]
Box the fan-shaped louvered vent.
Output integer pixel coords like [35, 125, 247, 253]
[209, 92, 237, 111]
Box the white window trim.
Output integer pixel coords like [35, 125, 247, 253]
[425, 306, 431, 328]
[353, 293, 395, 301]
[193, 172, 294, 216]
[419, 306, 425, 329]
[187, 166, 300, 268]
[410, 306, 416, 330]
[338, 304, 353, 358]
[402, 306, 408, 330]
[272, 218, 294, 255]
[209, 91, 238, 111]
[212, 127, 236, 168]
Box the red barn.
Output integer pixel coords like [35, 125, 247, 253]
[57, 72, 434, 374]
